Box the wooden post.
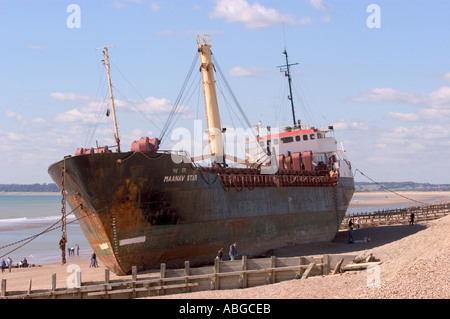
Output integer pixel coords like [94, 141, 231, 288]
[184, 261, 191, 293]
[302, 263, 315, 280]
[76, 271, 82, 288]
[132, 266, 137, 281]
[51, 273, 56, 291]
[104, 269, 110, 299]
[322, 254, 329, 275]
[105, 269, 110, 284]
[332, 258, 344, 275]
[159, 263, 166, 296]
[1, 279, 6, 297]
[270, 256, 276, 284]
[213, 257, 220, 290]
[131, 266, 137, 298]
[51, 273, 56, 299]
[241, 256, 248, 288]
[28, 278, 32, 295]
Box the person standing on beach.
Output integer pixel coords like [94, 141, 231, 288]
[6, 257, 13, 272]
[90, 252, 98, 267]
[348, 227, 354, 244]
[1, 258, 6, 272]
[229, 242, 238, 261]
[410, 212, 415, 225]
[76, 244, 80, 256]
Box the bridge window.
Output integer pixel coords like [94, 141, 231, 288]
[310, 134, 316, 140]
[281, 137, 294, 144]
[295, 135, 301, 142]
[303, 135, 308, 141]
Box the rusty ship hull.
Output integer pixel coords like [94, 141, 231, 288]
[48, 151, 354, 275]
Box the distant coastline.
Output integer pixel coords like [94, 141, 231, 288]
[0, 192, 60, 195]
[1, 182, 450, 193]
[355, 181, 450, 192]
[0, 183, 59, 193]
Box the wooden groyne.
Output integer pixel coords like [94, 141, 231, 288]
[0, 253, 363, 299]
[341, 202, 450, 230]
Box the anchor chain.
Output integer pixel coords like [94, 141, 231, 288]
[59, 160, 67, 265]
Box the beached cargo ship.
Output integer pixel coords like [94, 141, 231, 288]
[48, 36, 354, 275]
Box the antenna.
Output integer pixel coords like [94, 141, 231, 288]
[277, 48, 299, 126]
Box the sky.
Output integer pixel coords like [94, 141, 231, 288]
[1, 0, 450, 185]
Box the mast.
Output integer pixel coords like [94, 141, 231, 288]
[277, 49, 299, 126]
[100, 46, 121, 152]
[197, 35, 225, 167]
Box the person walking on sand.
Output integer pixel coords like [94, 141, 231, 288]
[356, 217, 361, 230]
[409, 212, 415, 225]
[229, 242, 238, 261]
[7, 257, 13, 273]
[76, 244, 80, 256]
[90, 252, 98, 267]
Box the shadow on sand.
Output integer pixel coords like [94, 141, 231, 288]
[270, 224, 426, 257]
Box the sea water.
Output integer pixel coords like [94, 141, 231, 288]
[0, 193, 91, 265]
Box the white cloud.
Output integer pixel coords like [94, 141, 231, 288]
[150, 2, 161, 12]
[351, 86, 450, 123]
[135, 96, 194, 120]
[385, 112, 419, 122]
[378, 125, 450, 151]
[137, 97, 175, 114]
[113, 0, 143, 10]
[333, 119, 369, 131]
[5, 110, 23, 122]
[426, 86, 450, 108]
[350, 88, 420, 105]
[54, 108, 93, 124]
[351, 86, 450, 109]
[210, 0, 310, 29]
[310, 0, 331, 11]
[228, 66, 264, 77]
[27, 44, 46, 51]
[50, 92, 92, 102]
[442, 72, 450, 83]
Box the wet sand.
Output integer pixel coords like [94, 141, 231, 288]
[350, 191, 450, 208]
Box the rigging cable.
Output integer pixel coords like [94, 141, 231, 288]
[212, 55, 252, 129]
[161, 70, 201, 144]
[110, 60, 165, 128]
[159, 52, 199, 144]
[354, 169, 428, 205]
[0, 204, 81, 260]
